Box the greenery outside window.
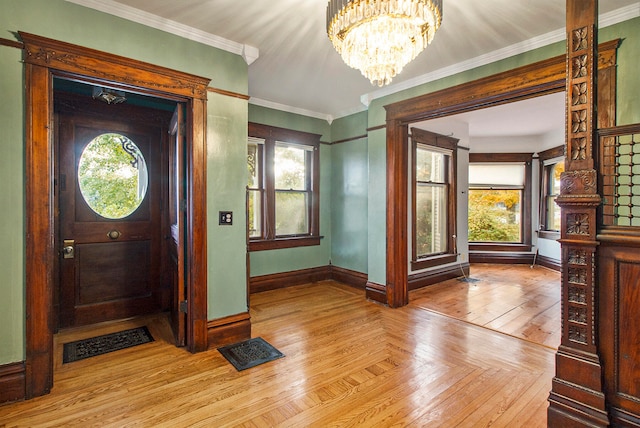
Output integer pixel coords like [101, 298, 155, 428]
[538, 146, 564, 239]
[468, 153, 532, 252]
[247, 122, 321, 251]
[410, 128, 458, 271]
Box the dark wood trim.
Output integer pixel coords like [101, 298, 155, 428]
[385, 118, 409, 307]
[469, 243, 533, 252]
[469, 252, 535, 265]
[249, 265, 367, 294]
[548, 2, 610, 425]
[207, 86, 250, 100]
[207, 312, 251, 349]
[0, 361, 26, 404]
[411, 254, 458, 271]
[408, 262, 470, 291]
[249, 236, 322, 251]
[469, 152, 534, 162]
[535, 254, 562, 272]
[20, 32, 211, 398]
[249, 266, 332, 294]
[365, 281, 387, 305]
[331, 134, 367, 145]
[367, 124, 386, 132]
[0, 37, 24, 49]
[538, 145, 565, 161]
[329, 265, 368, 289]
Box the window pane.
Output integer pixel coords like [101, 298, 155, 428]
[416, 184, 447, 256]
[247, 140, 261, 188]
[468, 189, 522, 242]
[550, 162, 564, 195]
[416, 146, 445, 182]
[78, 133, 147, 219]
[547, 195, 561, 231]
[275, 191, 308, 236]
[248, 190, 261, 238]
[275, 144, 306, 190]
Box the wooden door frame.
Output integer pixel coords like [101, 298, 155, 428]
[21, 32, 210, 398]
[378, 39, 619, 308]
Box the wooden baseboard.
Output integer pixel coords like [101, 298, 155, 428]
[207, 312, 251, 350]
[408, 262, 470, 291]
[329, 265, 368, 289]
[250, 266, 332, 294]
[0, 361, 25, 404]
[469, 252, 535, 265]
[534, 254, 561, 271]
[365, 281, 387, 305]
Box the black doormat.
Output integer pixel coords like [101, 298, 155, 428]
[218, 337, 284, 371]
[63, 326, 154, 363]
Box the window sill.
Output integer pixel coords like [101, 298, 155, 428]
[469, 243, 532, 252]
[538, 230, 560, 240]
[411, 254, 457, 271]
[249, 236, 323, 252]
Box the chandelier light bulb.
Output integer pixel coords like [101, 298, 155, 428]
[327, 0, 443, 87]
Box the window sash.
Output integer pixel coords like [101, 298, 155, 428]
[247, 122, 320, 250]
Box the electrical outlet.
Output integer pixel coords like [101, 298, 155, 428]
[219, 211, 233, 225]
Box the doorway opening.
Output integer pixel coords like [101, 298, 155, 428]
[53, 78, 180, 337]
[22, 32, 210, 399]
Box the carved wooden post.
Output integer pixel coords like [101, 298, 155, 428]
[547, 0, 608, 426]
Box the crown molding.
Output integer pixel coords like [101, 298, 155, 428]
[65, 0, 259, 64]
[249, 98, 334, 124]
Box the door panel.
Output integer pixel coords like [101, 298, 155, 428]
[58, 108, 164, 328]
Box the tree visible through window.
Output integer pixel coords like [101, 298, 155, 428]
[468, 158, 531, 245]
[247, 123, 321, 251]
[78, 133, 147, 219]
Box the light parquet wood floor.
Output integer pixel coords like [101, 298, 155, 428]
[411, 264, 561, 349]
[0, 272, 556, 427]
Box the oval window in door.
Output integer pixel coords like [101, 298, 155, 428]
[78, 133, 148, 219]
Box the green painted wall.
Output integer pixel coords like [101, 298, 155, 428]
[330, 113, 369, 273]
[0, 45, 25, 364]
[248, 105, 332, 276]
[0, 0, 249, 364]
[600, 16, 640, 125]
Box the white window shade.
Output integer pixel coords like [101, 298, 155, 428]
[469, 163, 525, 187]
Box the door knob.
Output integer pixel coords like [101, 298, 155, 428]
[107, 230, 121, 240]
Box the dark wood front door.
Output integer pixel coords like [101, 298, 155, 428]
[57, 98, 169, 328]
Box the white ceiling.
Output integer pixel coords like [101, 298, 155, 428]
[69, 0, 639, 138]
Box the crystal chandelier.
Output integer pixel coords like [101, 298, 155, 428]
[327, 0, 443, 87]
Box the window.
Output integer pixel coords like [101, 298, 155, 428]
[538, 146, 564, 237]
[468, 153, 532, 251]
[247, 122, 321, 251]
[410, 128, 458, 270]
[78, 133, 148, 219]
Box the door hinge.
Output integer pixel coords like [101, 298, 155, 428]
[179, 300, 188, 313]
